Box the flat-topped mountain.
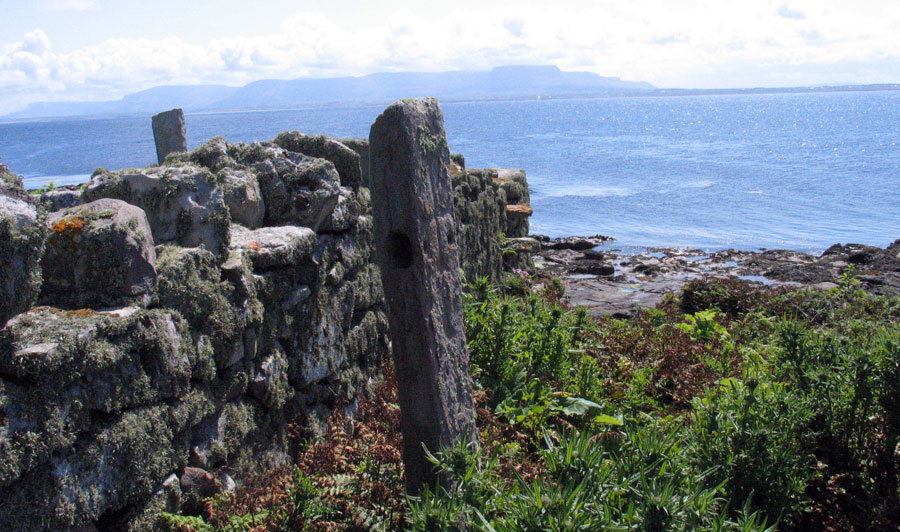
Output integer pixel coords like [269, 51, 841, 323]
[3, 65, 654, 120]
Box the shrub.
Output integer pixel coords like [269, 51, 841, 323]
[690, 377, 814, 526]
[679, 278, 772, 318]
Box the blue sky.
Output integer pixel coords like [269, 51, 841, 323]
[2, 0, 899, 114]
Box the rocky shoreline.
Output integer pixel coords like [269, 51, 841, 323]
[529, 235, 900, 318]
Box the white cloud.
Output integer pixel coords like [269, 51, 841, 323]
[2, 1, 900, 114]
[46, 0, 99, 10]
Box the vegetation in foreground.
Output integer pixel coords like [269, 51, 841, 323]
[163, 271, 900, 531]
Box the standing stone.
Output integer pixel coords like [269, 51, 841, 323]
[152, 108, 188, 164]
[369, 98, 477, 494]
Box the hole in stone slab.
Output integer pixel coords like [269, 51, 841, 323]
[387, 231, 413, 269]
[447, 229, 456, 246]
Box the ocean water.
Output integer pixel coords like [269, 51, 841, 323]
[1, 91, 898, 252]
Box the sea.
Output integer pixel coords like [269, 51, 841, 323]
[1, 91, 898, 253]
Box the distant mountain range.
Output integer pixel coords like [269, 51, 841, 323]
[5, 65, 898, 122]
[3, 66, 655, 120]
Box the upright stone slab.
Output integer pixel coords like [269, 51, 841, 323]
[369, 98, 476, 494]
[152, 108, 187, 164]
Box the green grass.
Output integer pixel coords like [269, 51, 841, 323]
[162, 273, 900, 531]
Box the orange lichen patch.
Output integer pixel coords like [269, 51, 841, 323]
[492, 177, 511, 186]
[64, 308, 99, 318]
[248, 240, 261, 251]
[39, 306, 99, 318]
[506, 204, 533, 216]
[450, 161, 463, 177]
[51, 215, 87, 236]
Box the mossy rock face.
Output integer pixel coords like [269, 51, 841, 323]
[154, 246, 260, 371]
[339, 137, 370, 187]
[41, 198, 157, 309]
[164, 136, 237, 173]
[219, 167, 264, 228]
[274, 131, 363, 189]
[318, 186, 365, 233]
[246, 145, 341, 231]
[39, 185, 84, 213]
[0, 163, 25, 194]
[495, 168, 529, 204]
[452, 167, 505, 282]
[83, 164, 230, 258]
[0, 308, 196, 529]
[495, 168, 531, 238]
[0, 167, 47, 327]
[229, 224, 317, 272]
[0, 404, 183, 531]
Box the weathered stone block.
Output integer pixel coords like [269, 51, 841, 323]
[0, 404, 182, 531]
[83, 165, 230, 257]
[452, 167, 504, 282]
[0, 308, 193, 505]
[39, 185, 83, 212]
[369, 98, 477, 493]
[152, 108, 187, 164]
[503, 236, 539, 271]
[41, 198, 157, 309]
[505, 203, 533, 239]
[155, 246, 261, 370]
[340, 138, 370, 187]
[247, 145, 341, 230]
[220, 168, 264, 228]
[274, 131, 363, 189]
[229, 224, 317, 271]
[318, 186, 362, 233]
[0, 165, 46, 327]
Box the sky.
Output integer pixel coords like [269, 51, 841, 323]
[1, 0, 899, 114]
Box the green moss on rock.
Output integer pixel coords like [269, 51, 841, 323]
[154, 246, 257, 370]
[0, 169, 47, 326]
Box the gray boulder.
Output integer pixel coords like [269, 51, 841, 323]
[318, 186, 363, 233]
[0, 162, 25, 194]
[243, 145, 341, 230]
[39, 185, 83, 212]
[0, 164, 47, 327]
[165, 136, 236, 172]
[496, 168, 530, 204]
[340, 138, 370, 187]
[41, 198, 157, 309]
[274, 131, 363, 189]
[220, 168, 264, 228]
[83, 164, 230, 257]
[229, 224, 317, 271]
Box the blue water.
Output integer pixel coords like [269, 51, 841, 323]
[1, 91, 898, 252]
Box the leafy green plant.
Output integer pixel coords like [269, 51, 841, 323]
[676, 309, 729, 341]
[411, 424, 775, 531]
[29, 180, 57, 195]
[690, 377, 814, 526]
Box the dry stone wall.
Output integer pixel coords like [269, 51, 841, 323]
[0, 129, 531, 531]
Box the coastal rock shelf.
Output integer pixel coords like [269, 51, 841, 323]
[534, 237, 900, 318]
[0, 131, 532, 530]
